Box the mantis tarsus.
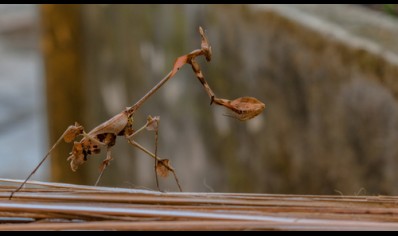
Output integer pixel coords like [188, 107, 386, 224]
[9, 26, 265, 199]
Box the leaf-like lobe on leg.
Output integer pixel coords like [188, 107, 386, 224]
[146, 115, 160, 131]
[63, 122, 84, 143]
[67, 142, 85, 172]
[214, 97, 266, 121]
[156, 159, 173, 178]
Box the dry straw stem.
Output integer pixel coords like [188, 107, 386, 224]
[1, 179, 398, 230]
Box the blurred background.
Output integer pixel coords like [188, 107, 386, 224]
[1, 4, 398, 195]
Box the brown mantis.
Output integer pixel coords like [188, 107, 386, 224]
[9, 27, 265, 199]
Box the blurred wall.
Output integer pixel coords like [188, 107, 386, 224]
[43, 4, 398, 195]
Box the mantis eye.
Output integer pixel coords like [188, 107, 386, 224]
[199, 26, 212, 62]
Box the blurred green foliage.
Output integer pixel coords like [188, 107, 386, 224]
[383, 4, 398, 16]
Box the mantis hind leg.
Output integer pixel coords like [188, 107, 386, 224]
[91, 133, 117, 186]
[9, 122, 85, 199]
[95, 147, 113, 186]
